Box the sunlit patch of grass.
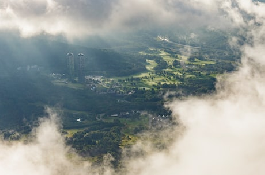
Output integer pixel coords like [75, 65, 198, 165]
[185, 74, 196, 78]
[120, 135, 139, 148]
[187, 58, 215, 65]
[160, 51, 176, 63]
[146, 59, 157, 71]
[65, 129, 83, 137]
[159, 50, 170, 56]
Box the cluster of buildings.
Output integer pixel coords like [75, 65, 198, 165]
[66, 53, 86, 83]
[150, 115, 170, 128]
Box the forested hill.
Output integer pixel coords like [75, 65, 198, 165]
[0, 34, 146, 77]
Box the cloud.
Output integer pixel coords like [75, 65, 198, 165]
[122, 64, 265, 175]
[0, 108, 114, 175]
[0, 0, 231, 38]
[119, 1, 265, 175]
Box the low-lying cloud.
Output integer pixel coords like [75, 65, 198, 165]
[0, 109, 93, 175]
[0, 0, 231, 38]
[121, 1, 265, 174]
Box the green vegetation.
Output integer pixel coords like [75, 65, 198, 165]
[0, 28, 240, 167]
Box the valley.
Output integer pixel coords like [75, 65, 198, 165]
[0, 30, 240, 167]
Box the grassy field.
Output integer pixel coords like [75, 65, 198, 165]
[186, 58, 215, 65]
[159, 51, 176, 63]
[146, 60, 157, 71]
[52, 80, 84, 89]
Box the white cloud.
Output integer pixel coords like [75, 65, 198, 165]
[0, 0, 232, 38]
[0, 108, 114, 175]
[121, 1, 265, 174]
[122, 62, 265, 175]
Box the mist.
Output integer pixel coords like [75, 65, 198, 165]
[121, 1, 265, 174]
[2, 0, 265, 175]
[123, 63, 265, 175]
[0, 108, 91, 175]
[0, 0, 231, 38]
